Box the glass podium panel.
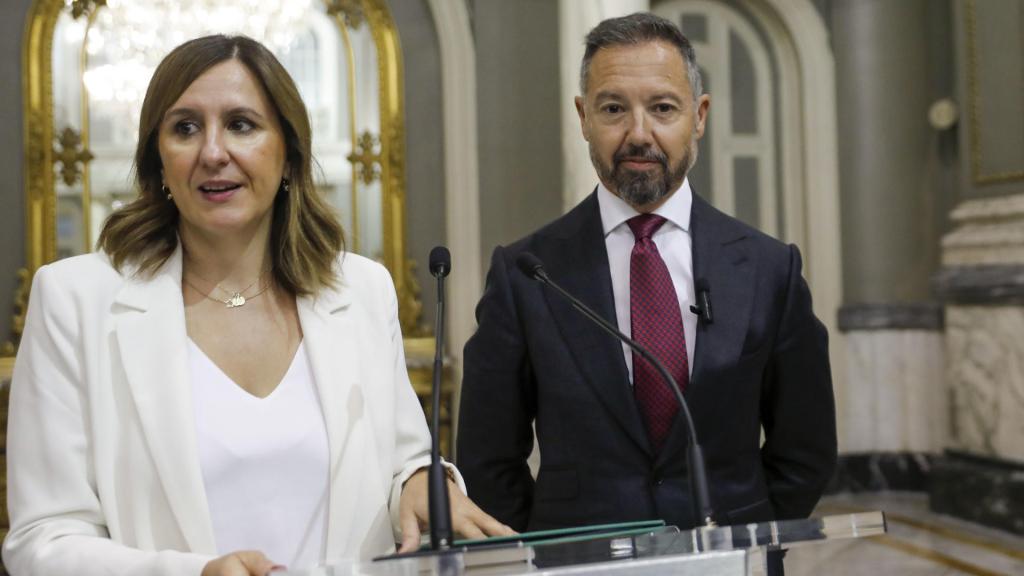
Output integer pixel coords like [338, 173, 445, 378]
[282, 512, 885, 576]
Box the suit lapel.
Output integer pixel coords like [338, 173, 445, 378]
[113, 246, 217, 553]
[296, 284, 360, 560]
[656, 195, 755, 468]
[539, 194, 652, 457]
[688, 195, 755, 386]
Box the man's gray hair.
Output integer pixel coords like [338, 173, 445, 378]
[579, 12, 703, 101]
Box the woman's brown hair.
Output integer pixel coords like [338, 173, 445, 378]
[98, 34, 345, 295]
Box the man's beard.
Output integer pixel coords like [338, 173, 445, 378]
[592, 141, 697, 208]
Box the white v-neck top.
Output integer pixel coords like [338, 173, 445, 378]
[188, 340, 329, 570]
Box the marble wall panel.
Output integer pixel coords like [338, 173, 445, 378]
[843, 330, 946, 453]
[945, 306, 1024, 462]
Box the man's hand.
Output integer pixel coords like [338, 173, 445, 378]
[397, 468, 516, 552]
[201, 551, 284, 576]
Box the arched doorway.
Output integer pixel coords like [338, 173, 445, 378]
[653, 0, 846, 440]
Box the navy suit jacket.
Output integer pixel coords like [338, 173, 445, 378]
[457, 191, 837, 532]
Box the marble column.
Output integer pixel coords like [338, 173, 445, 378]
[559, 0, 649, 211]
[839, 307, 947, 455]
[830, 0, 951, 467]
[932, 194, 1024, 534]
[833, 0, 940, 304]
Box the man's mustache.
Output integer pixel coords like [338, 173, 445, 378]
[613, 145, 668, 168]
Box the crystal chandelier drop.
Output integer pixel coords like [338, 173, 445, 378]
[81, 0, 313, 105]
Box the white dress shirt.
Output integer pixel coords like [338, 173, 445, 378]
[597, 180, 697, 384]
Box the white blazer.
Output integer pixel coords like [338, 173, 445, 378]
[3, 246, 455, 575]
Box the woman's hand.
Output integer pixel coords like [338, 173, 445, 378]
[397, 468, 516, 552]
[201, 551, 283, 576]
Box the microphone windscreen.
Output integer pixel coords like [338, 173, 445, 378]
[429, 246, 451, 277]
[515, 252, 545, 279]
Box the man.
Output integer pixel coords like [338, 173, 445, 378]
[457, 12, 836, 568]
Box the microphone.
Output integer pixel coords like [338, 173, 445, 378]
[430, 246, 451, 277]
[689, 280, 713, 324]
[427, 246, 454, 549]
[515, 252, 716, 528]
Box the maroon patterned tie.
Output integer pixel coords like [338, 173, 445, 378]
[628, 214, 687, 452]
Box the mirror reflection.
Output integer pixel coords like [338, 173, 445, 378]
[50, 0, 384, 263]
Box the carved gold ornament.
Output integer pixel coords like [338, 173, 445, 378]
[324, 0, 365, 29]
[69, 0, 106, 20]
[54, 127, 94, 187]
[1, 269, 29, 357]
[348, 131, 382, 185]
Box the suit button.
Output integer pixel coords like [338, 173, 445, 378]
[652, 476, 663, 486]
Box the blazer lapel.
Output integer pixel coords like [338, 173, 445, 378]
[688, 196, 755, 387]
[539, 194, 652, 457]
[296, 285, 360, 560]
[656, 195, 755, 468]
[113, 246, 217, 553]
[118, 251, 368, 558]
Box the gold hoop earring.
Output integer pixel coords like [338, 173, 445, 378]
[162, 185, 172, 200]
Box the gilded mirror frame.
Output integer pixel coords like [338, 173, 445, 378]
[5, 0, 420, 360]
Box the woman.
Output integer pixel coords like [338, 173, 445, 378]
[3, 35, 510, 576]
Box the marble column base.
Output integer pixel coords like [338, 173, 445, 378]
[929, 450, 1024, 535]
[930, 189, 1024, 536]
[935, 194, 1024, 463]
[827, 451, 935, 493]
[939, 304, 1024, 462]
[838, 303, 947, 453]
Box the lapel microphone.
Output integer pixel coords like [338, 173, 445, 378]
[689, 279, 713, 324]
[427, 246, 454, 549]
[515, 252, 717, 528]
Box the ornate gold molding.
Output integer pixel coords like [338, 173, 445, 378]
[0, 356, 14, 381]
[362, 0, 420, 333]
[347, 130, 381, 185]
[25, 0, 61, 271]
[54, 127, 94, 186]
[400, 258, 426, 337]
[324, 0, 366, 30]
[965, 0, 1024, 185]
[9, 0, 62, 352]
[69, 0, 105, 20]
[1, 269, 30, 358]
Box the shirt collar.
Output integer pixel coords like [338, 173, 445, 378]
[597, 178, 693, 237]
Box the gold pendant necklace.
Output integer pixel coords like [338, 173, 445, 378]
[183, 273, 270, 309]
[226, 292, 247, 308]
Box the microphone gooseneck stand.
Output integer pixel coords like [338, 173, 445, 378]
[427, 246, 455, 549]
[516, 252, 717, 528]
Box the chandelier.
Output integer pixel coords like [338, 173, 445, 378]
[81, 0, 314, 105]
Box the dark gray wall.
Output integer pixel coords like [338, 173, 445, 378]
[952, 0, 1024, 201]
[391, 0, 445, 332]
[0, 0, 30, 349]
[470, 0, 564, 275]
[833, 0, 956, 304]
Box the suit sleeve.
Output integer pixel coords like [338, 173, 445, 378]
[2, 265, 211, 576]
[456, 246, 537, 531]
[759, 245, 838, 520]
